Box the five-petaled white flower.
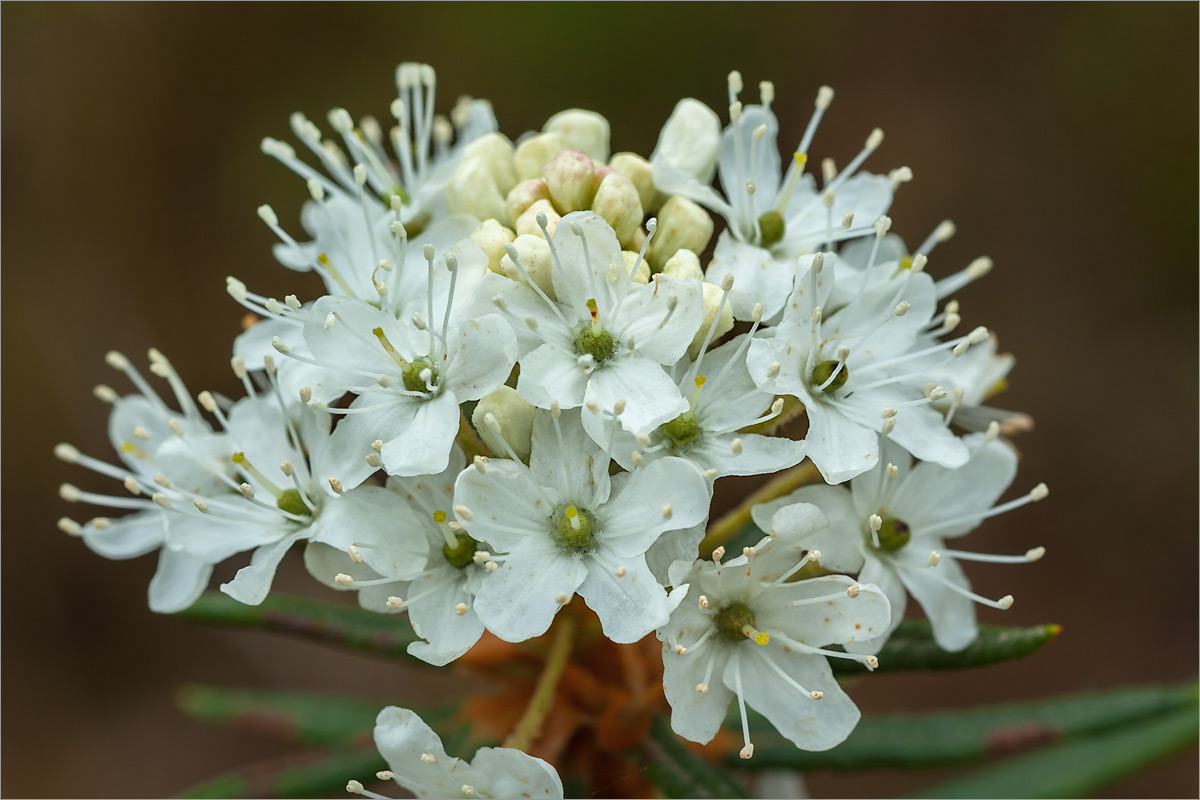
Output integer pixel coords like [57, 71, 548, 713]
[754, 432, 1047, 652]
[475, 210, 705, 435]
[653, 73, 895, 321]
[659, 515, 891, 757]
[453, 407, 710, 644]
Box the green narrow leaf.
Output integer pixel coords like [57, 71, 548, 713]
[641, 716, 748, 799]
[176, 685, 382, 745]
[177, 592, 420, 659]
[914, 703, 1199, 798]
[732, 681, 1197, 771]
[831, 620, 1061, 674]
[176, 744, 384, 799]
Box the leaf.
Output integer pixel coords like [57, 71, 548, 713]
[731, 681, 1198, 772]
[641, 716, 748, 799]
[176, 744, 385, 799]
[176, 685, 382, 745]
[914, 702, 1199, 798]
[177, 591, 420, 660]
[831, 620, 1061, 674]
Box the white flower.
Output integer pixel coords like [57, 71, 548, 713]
[652, 73, 894, 321]
[600, 326, 806, 482]
[348, 706, 562, 800]
[659, 521, 891, 757]
[746, 251, 972, 484]
[285, 240, 517, 477]
[261, 62, 496, 228]
[476, 210, 704, 434]
[754, 432, 1047, 652]
[308, 448, 490, 666]
[453, 407, 710, 644]
[56, 350, 233, 613]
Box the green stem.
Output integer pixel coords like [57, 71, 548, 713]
[700, 461, 820, 553]
[503, 617, 575, 751]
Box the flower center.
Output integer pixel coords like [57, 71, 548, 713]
[716, 601, 769, 644]
[662, 412, 700, 446]
[555, 505, 595, 550]
[401, 356, 438, 393]
[810, 359, 848, 394]
[575, 326, 615, 365]
[757, 210, 785, 247]
[442, 531, 480, 568]
[275, 488, 311, 517]
[875, 516, 911, 552]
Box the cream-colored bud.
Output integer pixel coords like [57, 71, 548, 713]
[660, 248, 703, 281]
[591, 172, 643, 248]
[516, 199, 562, 239]
[514, 132, 568, 181]
[504, 178, 551, 226]
[473, 387, 535, 462]
[648, 196, 714, 270]
[446, 155, 508, 224]
[622, 251, 651, 285]
[462, 132, 518, 194]
[542, 150, 597, 213]
[543, 109, 611, 163]
[501, 234, 556, 298]
[471, 219, 516, 274]
[688, 281, 735, 359]
[609, 152, 656, 211]
[654, 98, 722, 183]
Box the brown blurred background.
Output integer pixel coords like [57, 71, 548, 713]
[3, 3, 1196, 797]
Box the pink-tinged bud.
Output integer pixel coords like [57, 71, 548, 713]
[504, 178, 551, 225]
[542, 150, 597, 213]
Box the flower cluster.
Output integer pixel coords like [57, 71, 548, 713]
[56, 63, 1048, 792]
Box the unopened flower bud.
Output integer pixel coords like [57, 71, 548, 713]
[516, 199, 561, 239]
[501, 234, 556, 298]
[470, 219, 516, 274]
[591, 171, 643, 248]
[542, 150, 597, 213]
[446, 155, 508, 224]
[660, 248, 703, 281]
[505, 178, 551, 225]
[473, 387, 535, 462]
[688, 281, 735, 359]
[653, 98, 722, 183]
[514, 132, 568, 181]
[621, 251, 651, 285]
[609, 152, 656, 212]
[543, 109, 610, 163]
[648, 196, 713, 270]
[462, 132, 518, 192]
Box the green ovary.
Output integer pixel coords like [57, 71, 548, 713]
[810, 359, 848, 394]
[875, 517, 911, 552]
[443, 532, 480, 568]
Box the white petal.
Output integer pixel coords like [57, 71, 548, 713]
[802, 399, 880, 485]
[652, 98, 722, 184]
[892, 436, 1017, 537]
[899, 552, 978, 652]
[516, 341, 589, 411]
[691, 433, 806, 479]
[731, 647, 860, 752]
[148, 547, 212, 613]
[407, 571, 485, 666]
[310, 485, 429, 580]
[705, 234, 792, 321]
[754, 487, 865, 574]
[374, 707, 486, 799]
[584, 357, 687, 435]
[82, 511, 165, 560]
[845, 554, 909, 655]
[577, 553, 673, 643]
[470, 749, 564, 800]
[529, 407, 610, 507]
[379, 391, 461, 477]
[598, 457, 710, 559]
[219, 532, 306, 605]
[454, 459, 554, 553]
[614, 279, 704, 365]
[472, 541, 586, 643]
[659, 593, 733, 744]
[759, 574, 892, 648]
[549, 211, 625, 323]
[443, 314, 517, 401]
